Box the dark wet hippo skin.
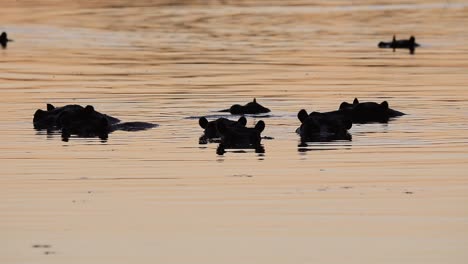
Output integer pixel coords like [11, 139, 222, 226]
[220, 98, 270, 115]
[199, 116, 247, 140]
[378, 35, 420, 54]
[296, 109, 352, 142]
[0, 32, 12, 49]
[339, 98, 405, 124]
[33, 104, 156, 140]
[216, 119, 265, 149]
[33, 103, 120, 130]
[58, 105, 112, 140]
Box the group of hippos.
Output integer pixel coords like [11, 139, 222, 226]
[33, 97, 405, 153]
[22, 30, 410, 152]
[197, 98, 404, 153]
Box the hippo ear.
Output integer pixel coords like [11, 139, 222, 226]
[199, 117, 208, 129]
[298, 109, 308, 122]
[216, 121, 227, 134]
[47, 104, 55, 111]
[381, 101, 389, 109]
[84, 105, 95, 113]
[253, 98, 257, 103]
[237, 116, 247, 127]
[255, 120, 265, 132]
[353, 98, 359, 105]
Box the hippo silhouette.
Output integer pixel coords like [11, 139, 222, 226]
[297, 109, 352, 142]
[216, 119, 265, 151]
[33, 104, 120, 130]
[199, 116, 247, 141]
[339, 98, 405, 123]
[220, 98, 270, 115]
[33, 104, 156, 140]
[0, 32, 12, 49]
[378, 35, 420, 54]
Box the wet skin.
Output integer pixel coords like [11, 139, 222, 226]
[339, 98, 405, 124]
[220, 98, 270, 115]
[378, 35, 420, 54]
[297, 109, 352, 142]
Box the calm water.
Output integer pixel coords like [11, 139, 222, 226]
[1, 1, 468, 263]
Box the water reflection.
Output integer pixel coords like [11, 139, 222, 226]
[297, 140, 352, 153]
[216, 144, 265, 155]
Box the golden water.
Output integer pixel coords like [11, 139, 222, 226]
[1, 1, 468, 263]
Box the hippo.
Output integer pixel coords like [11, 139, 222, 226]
[33, 103, 120, 130]
[378, 35, 420, 54]
[216, 119, 266, 150]
[199, 116, 247, 141]
[339, 98, 405, 123]
[220, 98, 270, 115]
[0, 32, 12, 49]
[33, 104, 156, 140]
[297, 109, 352, 142]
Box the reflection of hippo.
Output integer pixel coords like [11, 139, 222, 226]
[297, 109, 352, 142]
[378, 35, 420, 54]
[216, 119, 265, 149]
[33, 104, 156, 140]
[199, 116, 247, 140]
[0, 32, 12, 49]
[220, 98, 270, 115]
[339, 98, 405, 123]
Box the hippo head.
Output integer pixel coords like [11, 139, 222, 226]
[351, 99, 391, 123]
[298, 109, 352, 141]
[216, 119, 265, 148]
[199, 116, 247, 139]
[33, 104, 59, 129]
[339, 98, 359, 110]
[229, 98, 270, 115]
[59, 105, 110, 139]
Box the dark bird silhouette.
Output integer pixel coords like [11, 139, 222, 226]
[0, 32, 12, 49]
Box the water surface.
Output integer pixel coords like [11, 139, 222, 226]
[1, 1, 468, 263]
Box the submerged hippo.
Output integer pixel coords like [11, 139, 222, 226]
[199, 116, 247, 140]
[378, 35, 420, 54]
[216, 119, 266, 150]
[33, 104, 120, 130]
[296, 109, 352, 142]
[339, 98, 405, 123]
[0, 32, 12, 49]
[33, 103, 156, 140]
[220, 98, 270, 115]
